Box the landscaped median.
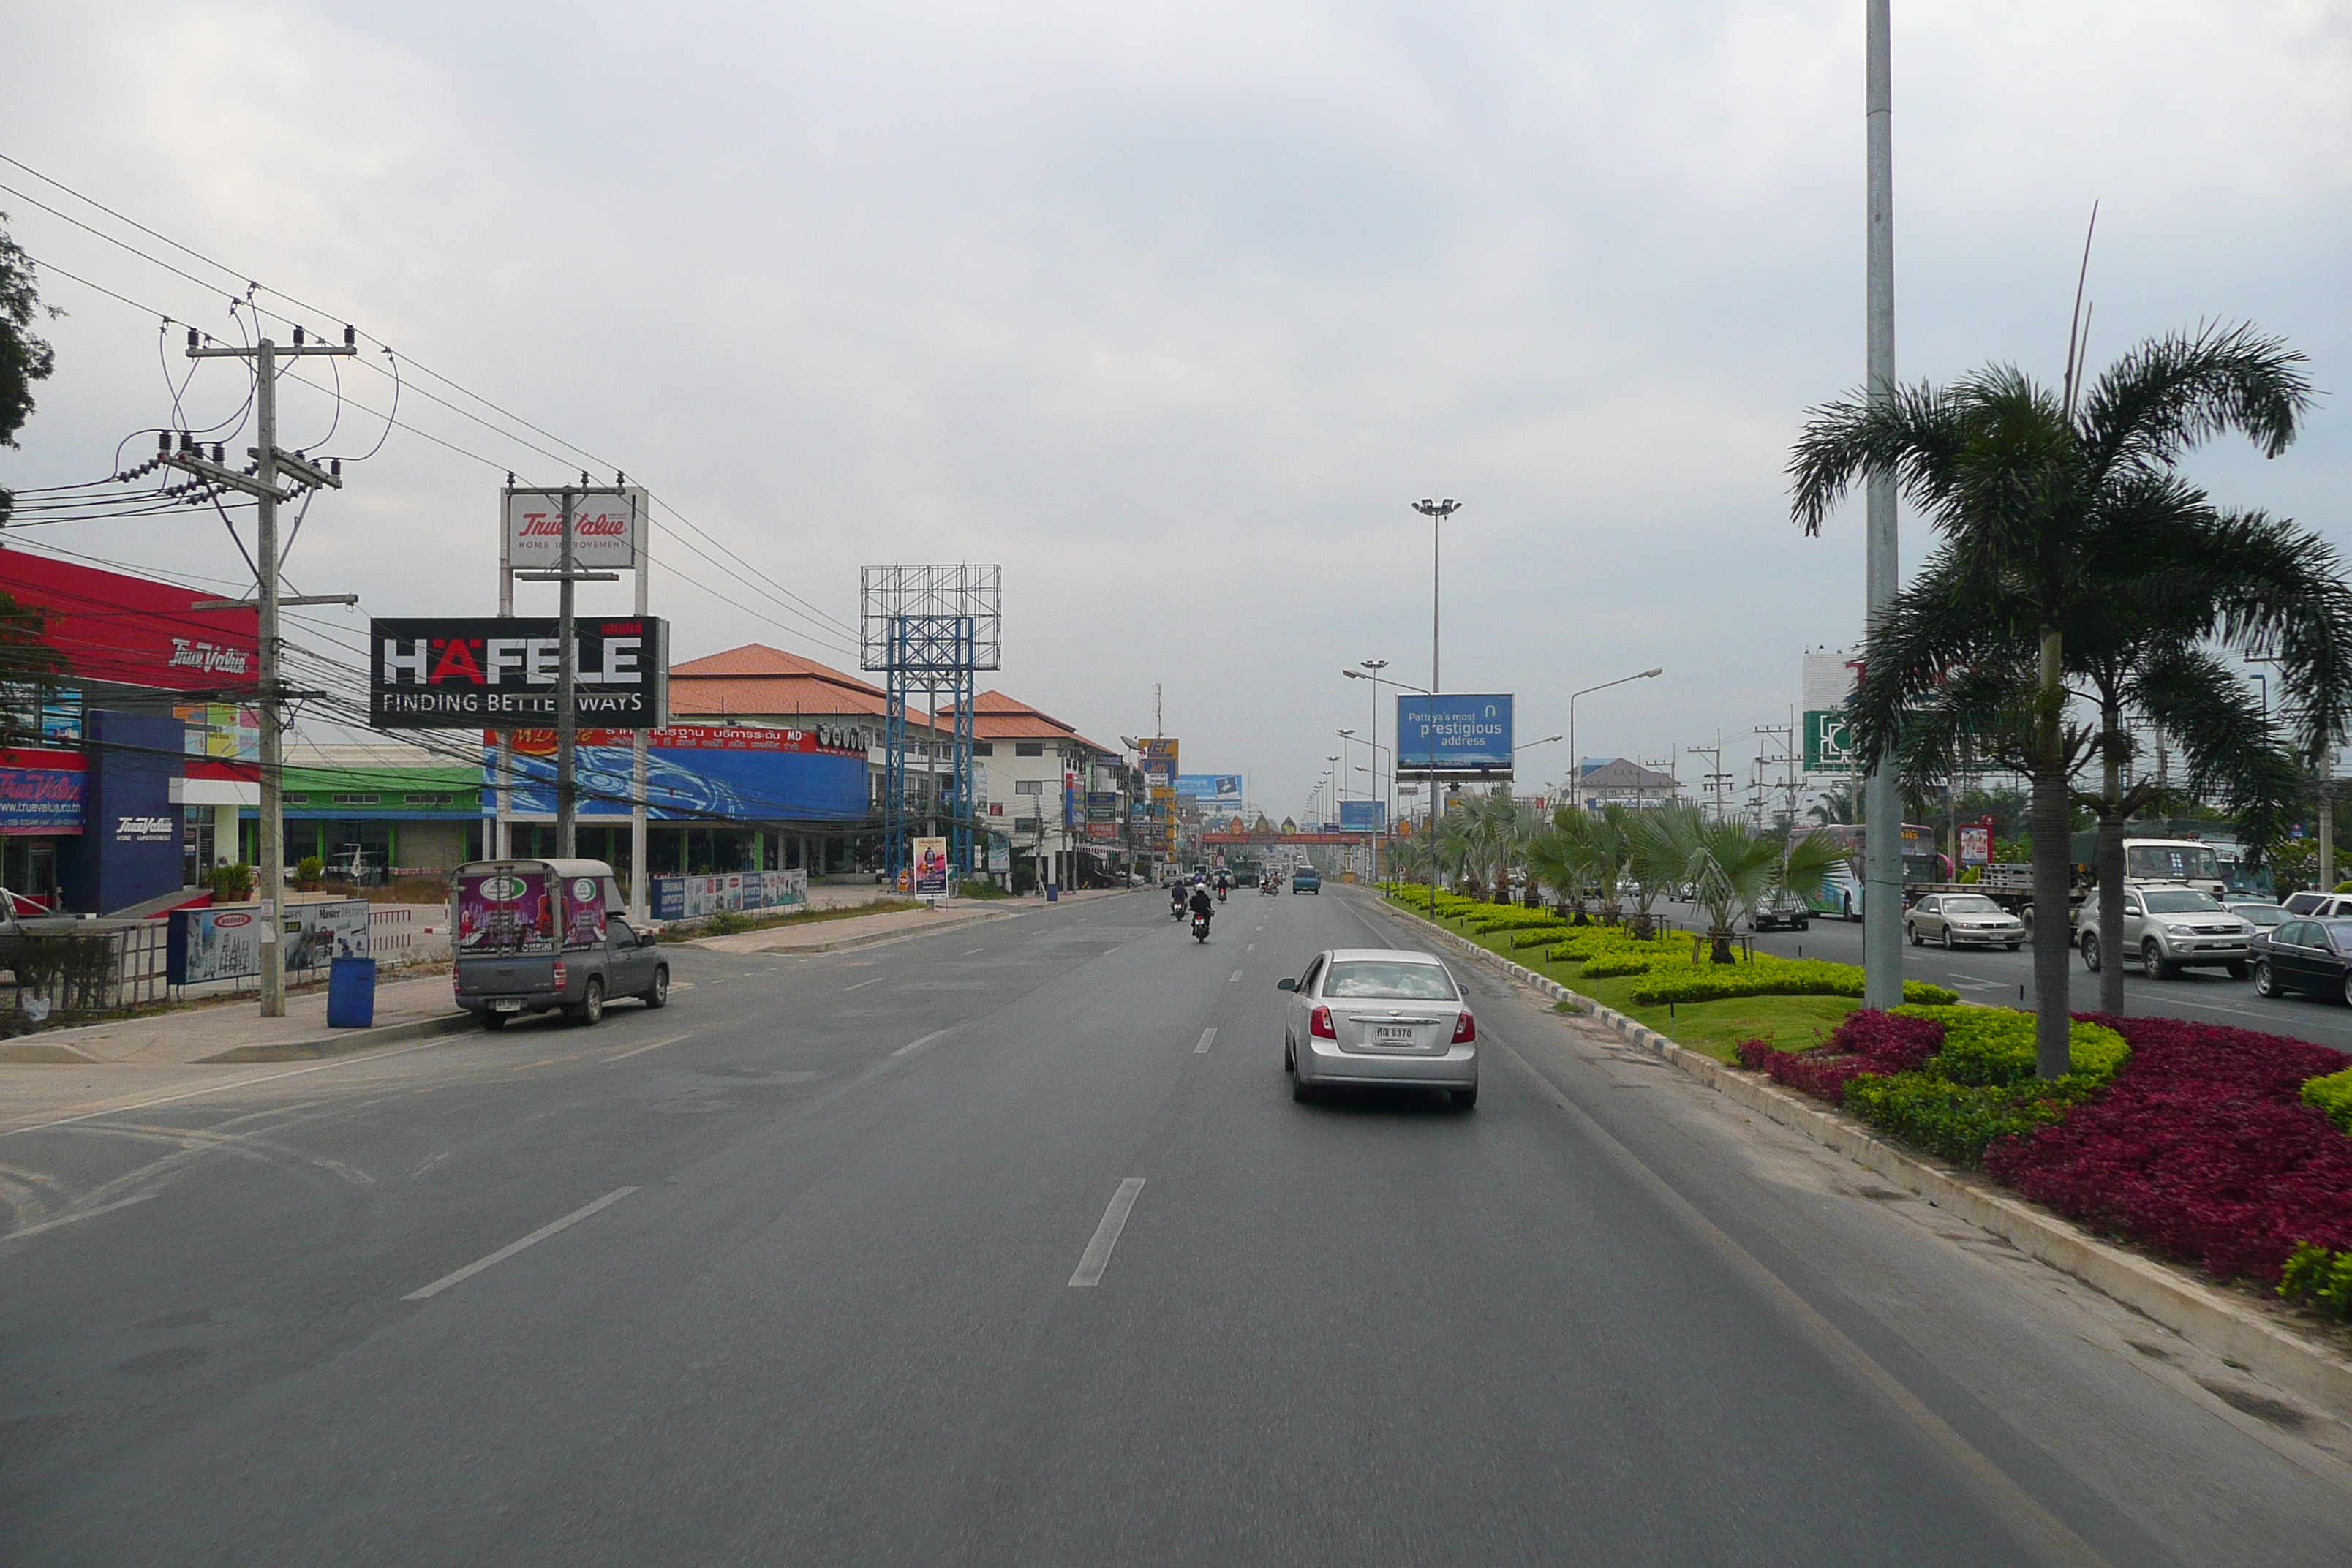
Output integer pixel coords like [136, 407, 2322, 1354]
[1384, 886, 1955, 1060]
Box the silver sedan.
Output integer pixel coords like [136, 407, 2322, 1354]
[1278, 947, 1478, 1109]
[1906, 892, 2025, 950]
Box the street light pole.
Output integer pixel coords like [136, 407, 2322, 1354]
[1861, 0, 1904, 1009]
[1360, 657, 1388, 881]
[1565, 668, 1664, 813]
[1413, 500, 1459, 911]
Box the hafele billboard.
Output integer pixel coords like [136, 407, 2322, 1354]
[1396, 693, 1514, 778]
[369, 617, 668, 728]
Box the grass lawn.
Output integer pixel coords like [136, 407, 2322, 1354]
[1397, 900, 1858, 1063]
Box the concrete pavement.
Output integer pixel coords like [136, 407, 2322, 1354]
[4, 886, 2346, 1564]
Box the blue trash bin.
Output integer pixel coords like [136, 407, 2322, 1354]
[327, 956, 377, 1028]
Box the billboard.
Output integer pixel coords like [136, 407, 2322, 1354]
[1138, 737, 1179, 791]
[489, 725, 867, 822]
[1175, 774, 1243, 803]
[651, 868, 808, 921]
[170, 898, 370, 985]
[504, 486, 646, 570]
[913, 836, 951, 897]
[1084, 790, 1120, 821]
[0, 549, 257, 693]
[1397, 694, 1514, 777]
[372, 618, 668, 728]
[1802, 652, 1860, 774]
[1338, 799, 1386, 832]
[0, 747, 86, 834]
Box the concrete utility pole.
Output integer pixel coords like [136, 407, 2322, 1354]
[179, 328, 357, 1017]
[1413, 499, 1460, 911]
[508, 477, 623, 864]
[1861, 0, 1905, 1009]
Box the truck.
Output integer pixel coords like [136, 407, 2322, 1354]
[451, 859, 670, 1028]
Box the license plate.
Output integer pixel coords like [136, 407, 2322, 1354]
[492, 998, 524, 1013]
[1375, 1025, 1417, 1044]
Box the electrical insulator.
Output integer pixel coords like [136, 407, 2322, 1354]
[331, 459, 343, 478]
[211, 444, 225, 463]
[186, 328, 199, 350]
[157, 431, 171, 453]
[293, 326, 305, 346]
[343, 325, 355, 347]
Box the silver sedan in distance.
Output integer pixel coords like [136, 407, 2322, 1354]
[1906, 892, 2025, 950]
[1278, 947, 1478, 1109]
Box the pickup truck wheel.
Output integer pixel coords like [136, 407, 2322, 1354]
[642, 966, 669, 1009]
[2081, 935, 2101, 973]
[480, 1011, 508, 1030]
[569, 976, 605, 1025]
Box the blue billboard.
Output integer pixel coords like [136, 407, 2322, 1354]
[487, 725, 867, 821]
[1397, 694, 1514, 774]
[1175, 774, 1244, 803]
[1338, 799, 1386, 832]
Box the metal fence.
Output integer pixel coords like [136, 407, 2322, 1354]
[4, 921, 172, 1019]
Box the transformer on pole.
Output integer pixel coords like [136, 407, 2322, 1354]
[861, 565, 1001, 887]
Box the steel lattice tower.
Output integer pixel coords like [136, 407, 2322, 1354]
[861, 565, 1002, 886]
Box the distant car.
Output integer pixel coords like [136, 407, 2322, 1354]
[1292, 867, 1322, 894]
[2225, 900, 2290, 933]
[1278, 947, 1477, 1108]
[2252, 917, 2352, 1003]
[2076, 885, 2253, 979]
[2282, 892, 2352, 919]
[1748, 889, 1811, 932]
[1906, 892, 2024, 951]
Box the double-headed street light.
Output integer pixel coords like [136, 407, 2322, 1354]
[1565, 668, 1664, 813]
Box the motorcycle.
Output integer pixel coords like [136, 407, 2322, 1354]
[1169, 895, 1187, 920]
[1262, 878, 1278, 895]
[1191, 912, 1211, 943]
[1216, 886, 1228, 903]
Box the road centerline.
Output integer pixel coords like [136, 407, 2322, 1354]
[402, 1186, 640, 1301]
[1194, 1028, 1216, 1055]
[1229, 970, 1243, 983]
[891, 1029, 949, 1058]
[1068, 1177, 1146, 1287]
[845, 976, 886, 991]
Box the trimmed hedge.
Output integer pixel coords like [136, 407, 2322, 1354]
[1890, 1005, 2130, 1087]
[1628, 960, 1957, 1008]
[2303, 1066, 2352, 1134]
[2279, 1243, 2352, 1319]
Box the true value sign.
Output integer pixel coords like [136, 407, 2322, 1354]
[369, 617, 670, 729]
[503, 486, 646, 570]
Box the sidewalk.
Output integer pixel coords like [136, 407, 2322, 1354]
[0, 970, 470, 1068]
[690, 887, 1130, 957]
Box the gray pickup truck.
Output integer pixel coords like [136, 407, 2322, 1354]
[451, 858, 670, 1028]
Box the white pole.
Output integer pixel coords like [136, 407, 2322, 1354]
[631, 497, 650, 921]
[1861, 0, 1904, 1007]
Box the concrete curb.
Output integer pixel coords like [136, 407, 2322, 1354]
[194, 1009, 479, 1064]
[686, 905, 1021, 957]
[1372, 895, 2352, 1421]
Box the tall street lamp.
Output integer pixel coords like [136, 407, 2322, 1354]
[1350, 663, 1432, 901]
[1565, 668, 1663, 813]
[1412, 498, 1460, 903]
[1357, 657, 1390, 880]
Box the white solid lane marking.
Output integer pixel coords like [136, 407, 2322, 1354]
[845, 976, 885, 991]
[1194, 1028, 1216, 1055]
[403, 1187, 639, 1301]
[5, 1191, 157, 1241]
[1068, 1177, 1146, 1287]
[606, 1033, 694, 1063]
[1229, 970, 1243, 983]
[891, 1029, 949, 1058]
[960, 946, 987, 956]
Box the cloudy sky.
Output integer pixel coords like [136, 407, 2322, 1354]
[4, 1, 2348, 817]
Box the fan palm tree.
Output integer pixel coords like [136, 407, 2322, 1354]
[1793, 323, 2336, 1076]
[1642, 805, 1849, 962]
[1806, 785, 1858, 826]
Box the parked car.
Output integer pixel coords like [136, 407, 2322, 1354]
[2075, 885, 2254, 979]
[1905, 892, 2024, 950]
[451, 858, 670, 1027]
[2251, 918, 2352, 1003]
[1278, 948, 1477, 1107]
[1292, 867, 1322, 894]
[1748, 889, 1811, 932]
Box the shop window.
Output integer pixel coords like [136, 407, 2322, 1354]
[331, 793, 380, 806]
[404, 792, 453, 806]
[1015, 779, 1045, 795]
[1014, 742, 1044, 757]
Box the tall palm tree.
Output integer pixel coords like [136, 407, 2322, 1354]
[1793, 323, 2340, 1077]
[1806, 785, 1858, 826]
[1643, 804, 1848, 962]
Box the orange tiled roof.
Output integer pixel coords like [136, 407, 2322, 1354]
[668, 644, 893, 720]
[936, 690, 1117, 756]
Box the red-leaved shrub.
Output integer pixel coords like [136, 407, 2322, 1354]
[1986, 1015, 2352, 1283]
[1744, 1009, 1945, 1105]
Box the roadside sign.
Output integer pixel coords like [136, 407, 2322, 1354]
[913, 836, 950, 899]
[1396, 694, 1513, 778]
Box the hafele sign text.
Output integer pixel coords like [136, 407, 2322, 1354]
[369, 617, 670, 730]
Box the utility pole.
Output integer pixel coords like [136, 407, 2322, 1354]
[1412, 498, 1460, 913]
[508, 477, 623, 864]
[1861, 0, 1904, 1008]
[178, 327, 357, 1017]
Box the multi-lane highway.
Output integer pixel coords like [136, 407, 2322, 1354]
[4, 886, 2348, 1564]
[1686, 899, 2352, 1055]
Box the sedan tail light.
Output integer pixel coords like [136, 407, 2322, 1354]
[1451, 1011, 1477, 1044]
[1309, 1006, 1336, 1039]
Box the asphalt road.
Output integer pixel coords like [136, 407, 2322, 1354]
[1673, 899, 2352, 1055]
[4, 886, 2348, 1564]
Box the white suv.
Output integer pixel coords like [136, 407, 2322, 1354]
[2076, 884, 2254, 979]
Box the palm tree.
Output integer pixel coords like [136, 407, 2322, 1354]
[1806, 785, 1858, 826]
[1643, 804, 1849, 962]
[1793, 323, 2340, 1076]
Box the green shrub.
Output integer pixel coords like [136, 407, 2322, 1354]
[1469, 909, 1567, 934]
[2278, 1241, 2352, 1318]
[1891, 1006, 2130, 1087]
[208, 862, 255, 902]
[2302, 1066, 2352, 1134]
[1507, 926, 1571, 951]
[1628, 957, 1957, 1007]
[296, 855, 325, 883]
[1844, 1070, 2100, 1166]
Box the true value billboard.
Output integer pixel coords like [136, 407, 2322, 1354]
[370, 618, 668, 728]
[1397, 694, 1513, 779]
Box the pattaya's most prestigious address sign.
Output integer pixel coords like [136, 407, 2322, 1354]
[369, 617, 670, 729]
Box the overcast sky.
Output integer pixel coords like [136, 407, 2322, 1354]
[4, 1, 2348, 818]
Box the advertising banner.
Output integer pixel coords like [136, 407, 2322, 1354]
[1084, 791, 1119, 821]
[0, 747, 86, 835]
[504, 486, 647, 571]
[0, 549, 257, 693]
[1338, 799, 1387, 832]
[559, 872, 608, 949]
[1175, 774, 1243, 803]
[1802, 652, 1860, 774]
[454, 868, 557, 955]
[913, 836, 951, 898]
[649, 868, 809, 921]
[371, 617, 668, 728]
[1397, 695, 1514, 776]
[1083, 821, 1120, 842]
[170, 898, 370, 985]
[489, 725, 867, 822]
[1138, 738, 1178, 790]
[1958, 819, 1994, 867]
[987, 833, 1011, 873]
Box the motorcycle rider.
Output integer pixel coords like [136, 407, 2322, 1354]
[1169, 879, 1188, 917]
[1188, 881, 1215, 933]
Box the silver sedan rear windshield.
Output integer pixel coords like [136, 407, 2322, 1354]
[1323, 961, 1458, 1000]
